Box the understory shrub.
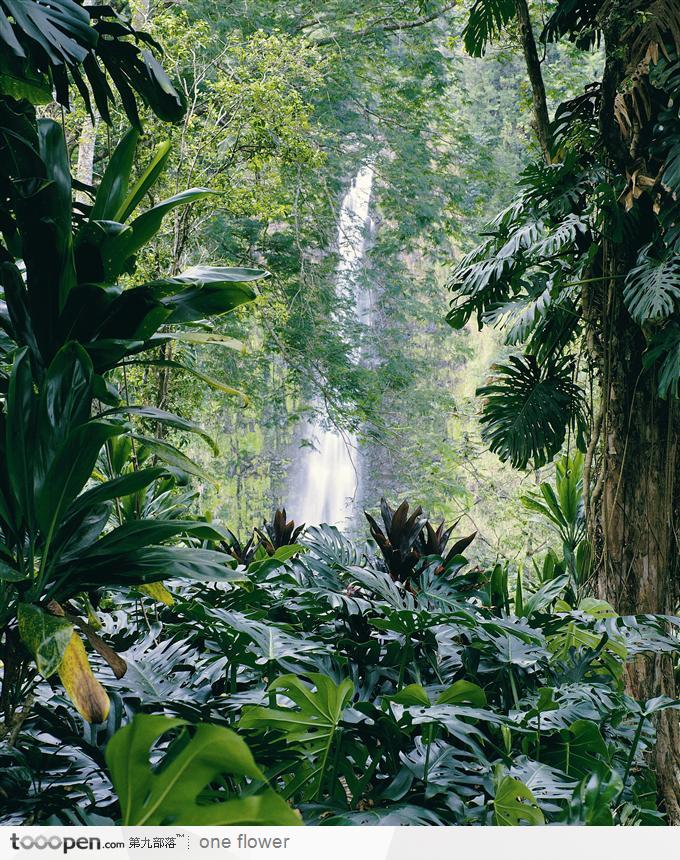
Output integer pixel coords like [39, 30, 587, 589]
[2, 516, 678, 826]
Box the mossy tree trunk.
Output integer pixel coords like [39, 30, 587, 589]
[593, 264, 680, 820]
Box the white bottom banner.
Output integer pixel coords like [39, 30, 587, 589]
[2, 826, 675, 860]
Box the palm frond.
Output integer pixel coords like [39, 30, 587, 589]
[462, 0, 516, 57]
[541, 0, 602, 49]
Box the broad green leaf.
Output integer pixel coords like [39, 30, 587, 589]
[160, 330, 246, 352]
[247, 543, 306, 576]
[493, 774, 545, 825]
[65, 467, 170, 520]
[568, 770, 623, 825]
[436, 680, 487, 707]
[0, 559, 27, 581]
[547, 617, 626, 666]
[522, 574, 569, 618]
[578, 598, 617, 619]
[37, 118, 76, 311]
[210, 609, 326, 664]
[0, 65, 52, 103]
[6, 349, 36, 527]
[477, 354, 585, 470]
[35, 420, 125, 539]
[36, 343, 94, 486]
[138, 582, 174, 606]
[78, 519, 231, 557]
[131, 435, 217, 484]
[105, 714, 300, 825]
[158, 267, 263, 324]
[39, 342, 93, 432]
[116, 140, 172, 222]
[642, 695, 680, 716]
[543, 719, 610, 778]
[240, 673, 354, 800]
[105, 406, 218, 455]
[408, 704, 508, 754]
[106, 189, 216, 275]
[624, 244, 680, 323]
[90, 128, 139, 221]
[390, 684, 431, 707]
[539, 483, 567, 528]
[59, 547, 246, 594]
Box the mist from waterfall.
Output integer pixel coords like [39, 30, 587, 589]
[289, 165, 374, 529]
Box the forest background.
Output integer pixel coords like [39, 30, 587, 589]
[3, 0, 680, 827]
[62, 0, 597, 560]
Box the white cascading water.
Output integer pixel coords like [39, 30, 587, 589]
[291, 165, 374, 529]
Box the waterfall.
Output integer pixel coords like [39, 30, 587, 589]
[290, 165, 374, 529]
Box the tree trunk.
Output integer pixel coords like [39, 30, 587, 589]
[583, 6, 680, 819]
[593, 248, 680, 821]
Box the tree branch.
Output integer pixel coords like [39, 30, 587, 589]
[312, 1, 458, 46]
[514, 0, 551, 163]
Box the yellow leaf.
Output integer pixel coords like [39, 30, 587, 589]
[139, 582, 175, 606]
[58, 633, 110, 724]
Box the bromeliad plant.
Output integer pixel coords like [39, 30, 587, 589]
[0, 121, 267, 727]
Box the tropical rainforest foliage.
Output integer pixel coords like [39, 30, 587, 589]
[0, 0, 679, 828]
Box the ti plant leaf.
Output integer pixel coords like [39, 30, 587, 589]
[105, 714, 300, 826]
[57, 631, 110, 724]
[18, 603, 110, 722]
[17, 603, 72, 678]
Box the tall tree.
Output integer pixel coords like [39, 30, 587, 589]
[448, 0, 680, 817]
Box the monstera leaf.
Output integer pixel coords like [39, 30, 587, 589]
[624, 244, 680, 324]
[240, 673, 354, 800]
[106, 714, 300, 825]
[477, 354, 586, 469]
[0, 0, 94, 66]
[493, 773, 545, 825]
